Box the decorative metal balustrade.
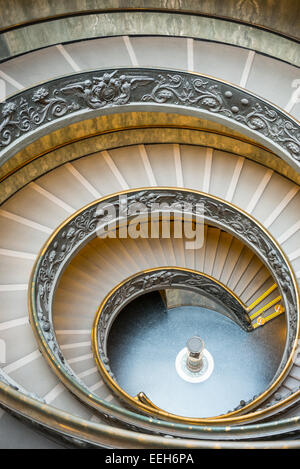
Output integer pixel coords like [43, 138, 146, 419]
[26, 188, 299, 432]
[1, 69, 300, 172]
[0, 57, 300, 447]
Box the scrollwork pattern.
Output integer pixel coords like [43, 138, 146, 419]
[31, 189, 299, 414]
[0, 69, 300, 164]
[96, 268, 252, 372]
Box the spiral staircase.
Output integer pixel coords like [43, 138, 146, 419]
[1, 1, 300, 449]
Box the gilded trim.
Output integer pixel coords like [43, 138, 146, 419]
[1, 68, 300, 174]
[0, 125, 275, 185]
[92, 266, 253, 418]
[28, 187, 299, 428]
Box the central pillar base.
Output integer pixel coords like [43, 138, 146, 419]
[175, 347, 214, 383]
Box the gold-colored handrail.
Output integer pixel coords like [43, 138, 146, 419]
[28, 187, 300, 428]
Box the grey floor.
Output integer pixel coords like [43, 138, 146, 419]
[108, 293, 286, 418]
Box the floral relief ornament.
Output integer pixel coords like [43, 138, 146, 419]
[0, 69, 300, 162]
[32, 190, 298, 382]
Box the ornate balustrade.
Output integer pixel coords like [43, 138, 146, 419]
[1, 69, 300, 173]
[27, 188, 299, 430]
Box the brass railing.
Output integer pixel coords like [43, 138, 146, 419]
[28, 188, 299, 431]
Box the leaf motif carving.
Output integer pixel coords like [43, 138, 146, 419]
[0, 70, 299, 165]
